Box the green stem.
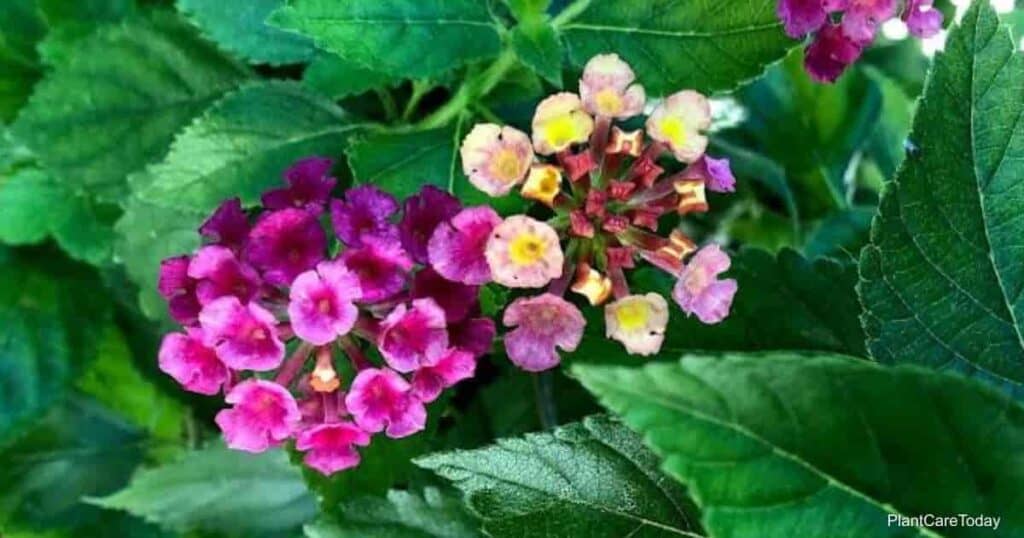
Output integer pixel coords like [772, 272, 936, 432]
[532, 371, 558, 430]
[376, 88, 399, 123]
[420, 49, 518, 129]
[402, 80, 433, 122]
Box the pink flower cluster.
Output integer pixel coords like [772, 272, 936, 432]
[452, 54, 739, 366]
[156, 158, 494, 475]
[779, 0, 943, 82]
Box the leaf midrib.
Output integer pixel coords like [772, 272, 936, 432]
[559, 21, 781, 39]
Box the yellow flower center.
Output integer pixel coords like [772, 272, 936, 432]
[542, 115, 581, 150]
[508, 233, 548, 266]
[490, 148, 523, 182]
[658, 116, 687, 147]
[614, 300, 651, 332]
[595, 89, 623, 116]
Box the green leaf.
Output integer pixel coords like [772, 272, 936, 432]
[417, 415, 703, 538]
[505, 0, 551, 23]
[572, 248, 866, 364]
[510, 21, 564, 86]
[863, 68, 914, 181]
[557, 0, 794, 94]
[303, 53, 398, 100]
[0, 0, 46, 121]
[270, 0, 502, 79]
[119, 81, 361, 319]
[859, 1, 1024, 400]
[305, 488, 480, 538]
[0, 252, 110, 447]
[11, 12, 250, 202]
[178, 0, 316, 65]
[346, 123, 526, 215]
[91, 445, 316, 535]
[574, 352, 1024, 537]
[802, 206, 875, 260]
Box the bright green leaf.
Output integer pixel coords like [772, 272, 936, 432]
[859, 1, 1024, 400]
[510, 21, 564, 86]
[574, 352, 1024, 537]
[417, 415, 703, 538]
[270, 0, 502, 79]
[303, 53, 399, 100]
[558, 0, 795, 94]
[90, 445, 316, 535]
[178, 0, 316, 65]
[305, 488, 480, 538]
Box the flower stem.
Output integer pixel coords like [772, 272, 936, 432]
[419, 49, 517, 129]
[532, 371, 558, 430]
[274, 343, 314, 387]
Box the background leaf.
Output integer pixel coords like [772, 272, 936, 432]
[305, 488, 480, 538]
[178, 0, 316, 65]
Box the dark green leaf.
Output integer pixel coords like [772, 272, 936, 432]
[417, 415, 703, 538]
[859, 1, 1024, 400]
[91, 445, 316, 535]
[178, 0, 316, 65]
[802, 206, 875, 260]
[306, 488, 480, 538]
[558, 0, 794, 94]
[303, 53, 398, 100]
[574, 352, 1024, 537]
[270, 0, 502, 79]
[863, 68, 914, 181]
[0, 0, 46, 121]
[510, 21, 564, 86]
[12, 12, 250, 202]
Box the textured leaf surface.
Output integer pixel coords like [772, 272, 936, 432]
[270, 0, 502, 79]
[859, 2, 1024, 399]
[178, 0, 316, 65]
[574, 353, 1024, 538]
[558, 0, 794, 94]
[91, 445, 316, 535]
[11, 12, 249, 201]
[510, 21, 564, 86]
[118, 82, 359, 319]
[417, 415, 702, 538]
[303, 53, 398, 99]
[572, 248, 866, 364]
[305, 488, 480, 538]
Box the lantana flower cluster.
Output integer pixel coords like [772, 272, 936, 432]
[451, 53, 739, 366]
[779, 0, 943, 82]
[156, 158, 494, 475]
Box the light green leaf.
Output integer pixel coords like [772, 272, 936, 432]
[11, 12, 250, 202]
[178, 0, 316, 65]
[305, 488, 480, 538]
[574, 352, 1024, 537]
[303, 53, 399, 99]
[510, 21, 564, 86]
[270, 0, 502, 79]
[91, 445, 316, 535]
[557, 0, 794, 95]
[119, 81, 361, 320]
[417, 415, 703, 538]
[859, 1, 1024, 400]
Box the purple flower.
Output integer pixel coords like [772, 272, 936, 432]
[188, 246, 261, 306]
[411, 348, 475, 403]
[428, 206, 501, 285]
[345, 368, 426, 439]
[411, 267, 479, 323]
[399, 186, 462, 263]
[673, 245, 738, 325]
[287, 260, 362, 346]
[158, 255, 201, 324]
[262, 157, 337, 213]
[215, 380, 300, 453]
[158, 328, 228, 395]
[840, 0, 895, 42]
[199, 296, 285, 371]
[245, 208, 326, 286]
[903, 0, 943, 38]
[331, 185, 399, 246]
[295, 422, 371, 476]
[804, 23, 865, 83]
[449, 317, 496, 358]
[200, 198, 249, 251]
[502, 293, 585, 372]
[683, 156, 736, 194]
[340, 236, 413, 303]
[378, 298, 449, 373]
[778, 0, 828, 37]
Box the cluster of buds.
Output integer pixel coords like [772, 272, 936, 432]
[779, 0, 943, 82]
[454, 53, 739, 364]
[156, 158, 494, 475]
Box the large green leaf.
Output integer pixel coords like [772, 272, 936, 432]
[11, 12, 249, 202]
[270, 0, 502, 79]
[0, 0, 46, 121]
[305, 488, 480, 538]
[572, 248, 866, 364]
[859, 1, 1024, 400]
[118, 81, 360, 320]
[417, 415, 703, 538]
[574, 353, 1024, 537]
[557, 0, 794, 94]
[510, 20, 564, 87]
[91, 445, 316, 535]
[303, 53, 398, 100]
[178, 0, 316, 65]
[0, 251, 110, 447]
